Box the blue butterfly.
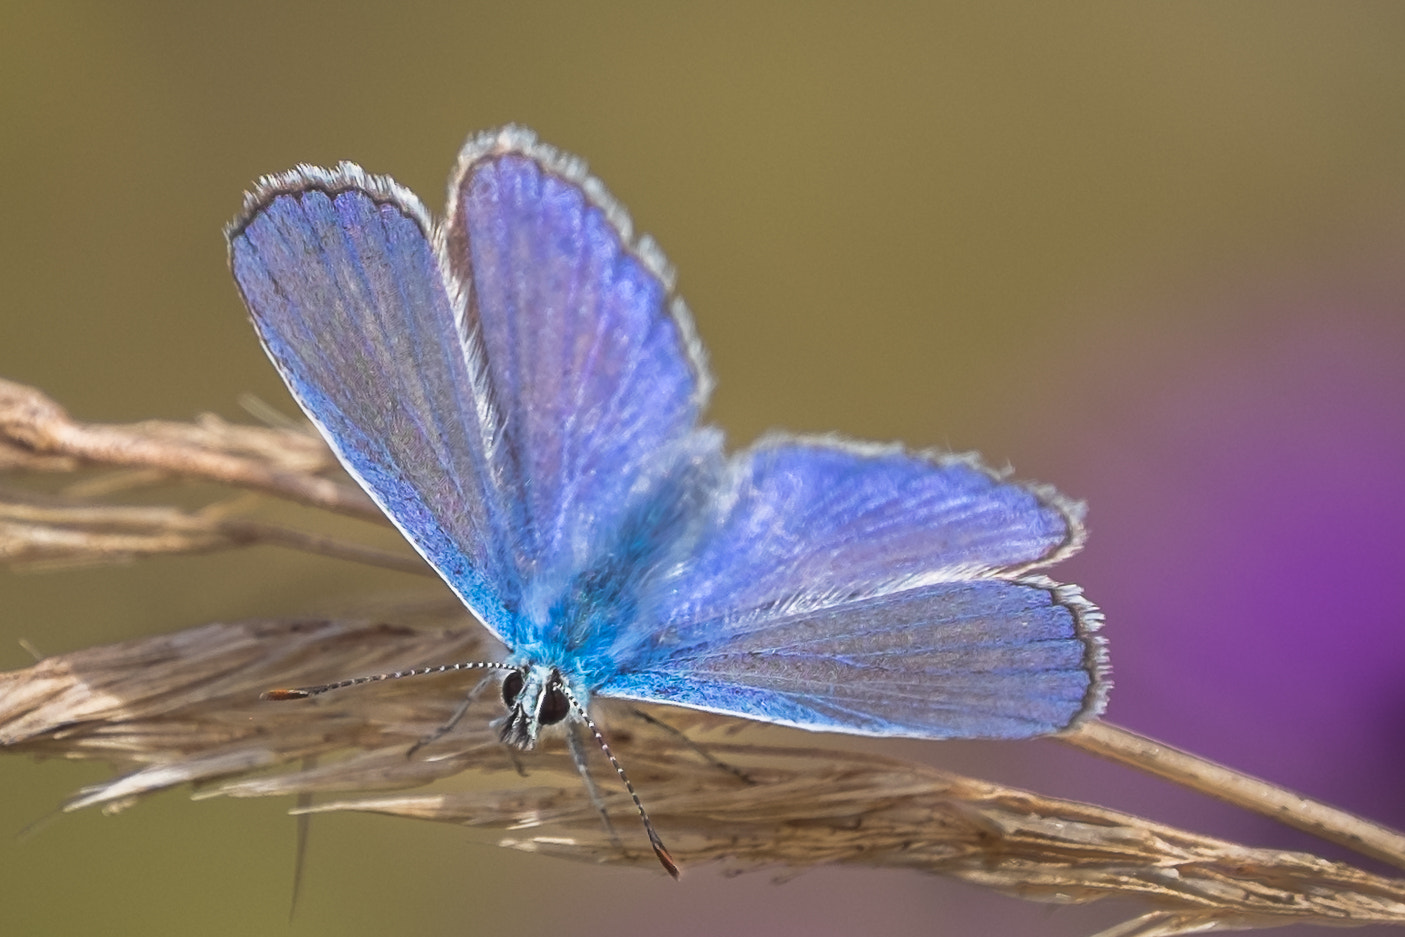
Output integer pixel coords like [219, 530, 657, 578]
[227, 126, 1107, 875]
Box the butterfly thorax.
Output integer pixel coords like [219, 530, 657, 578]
[496, 563, 665, 749]
[508, 546, 666, 687]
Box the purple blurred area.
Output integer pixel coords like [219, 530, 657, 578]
[1055, 270, 1405, 848]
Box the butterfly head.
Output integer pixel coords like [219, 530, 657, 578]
[498, 663, 573, 750]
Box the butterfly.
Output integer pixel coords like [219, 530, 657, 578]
[226, 126, 1107, 876]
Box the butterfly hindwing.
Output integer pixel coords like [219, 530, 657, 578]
[601, 576, 1103, 738]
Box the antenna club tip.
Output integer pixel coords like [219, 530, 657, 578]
[261, 688, 311, 701]
[653, 841, 680, 879]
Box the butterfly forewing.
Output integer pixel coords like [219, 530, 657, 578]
[227, 171, 519, 638]
[443, 132, 719, 651]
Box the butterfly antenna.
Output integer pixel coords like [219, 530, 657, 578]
[262, 660, 513, 700]
[556, 683, 679, 879]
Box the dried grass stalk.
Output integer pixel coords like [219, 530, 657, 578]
[0, 377, 373, 517]
[2, 617, 1404, 936]
[5, 374, 1405, 935]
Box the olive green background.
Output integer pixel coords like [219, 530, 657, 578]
[5, 4, 1405, 936]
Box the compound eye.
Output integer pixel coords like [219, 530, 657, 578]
[501, 671, 525, 706]
[539, 685, 570, 725]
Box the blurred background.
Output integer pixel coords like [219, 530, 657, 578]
[4, 3, 1404, 935]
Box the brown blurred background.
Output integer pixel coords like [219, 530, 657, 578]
[4, 3, 1405, 935]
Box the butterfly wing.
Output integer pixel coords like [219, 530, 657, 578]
[228, 128, 717, 651]
[599, 438, 1106, 738]
[441, 129, 719, 653]
[605, 578, 1101, 739]
[227, 166, 520, 637]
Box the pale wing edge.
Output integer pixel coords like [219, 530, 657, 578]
[746, 430, 1089, 573]
[225, 161, 433, 243]
[440, 125, 715, 414]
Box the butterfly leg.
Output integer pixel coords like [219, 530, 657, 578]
[629, 708, 754, 784]
[288, 757, 318, 921]
[566, 720, 623, 850]
[407, 672, 498, 759]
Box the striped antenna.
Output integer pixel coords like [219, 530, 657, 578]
[261, 660, 514, 699]
[556, 681, 679, 879]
